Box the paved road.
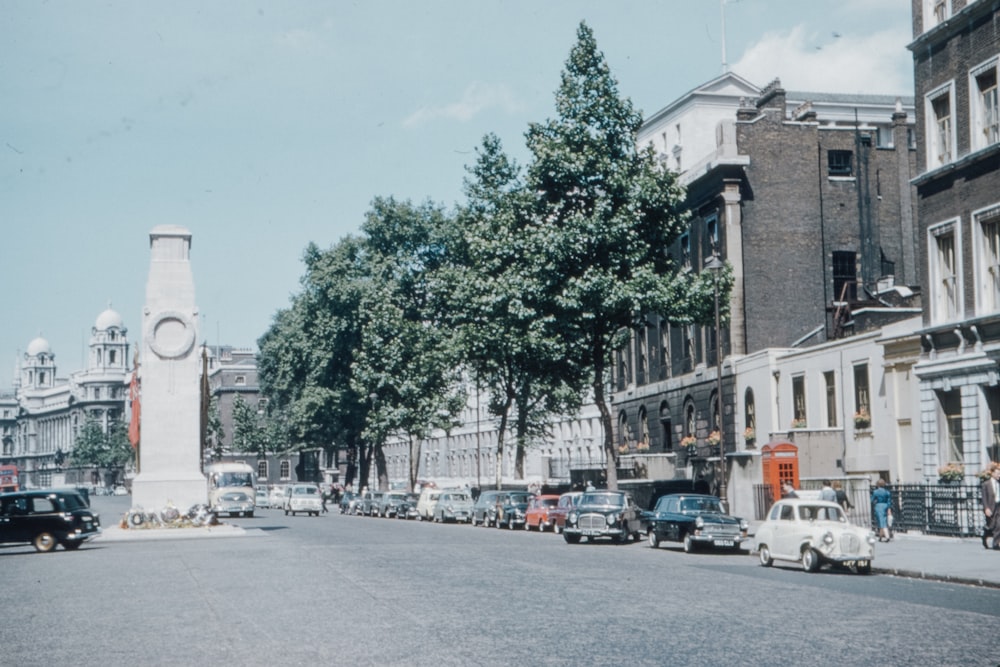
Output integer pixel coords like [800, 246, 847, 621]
[2, 496, 997, 666]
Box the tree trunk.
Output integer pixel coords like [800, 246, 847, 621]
[359, 443, 371, 491]
[494, 397, 513, 490]
[408, 434, 421, 492]
[374, 442, 389, 491]
[593, 362, 617, 491]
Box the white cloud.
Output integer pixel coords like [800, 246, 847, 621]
[403, 82, 524, 127]
[731, 25, 914, 96]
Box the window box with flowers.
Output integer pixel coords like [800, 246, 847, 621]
[791, 418, 807, 429]
[617, 443, 630, 455]
[854, 409, 871, 430]
[938, 462, 965, 484]
[706, 430, 721, 447]
[743, 427, 756, 447]
[635, 441, 650, 452]
[680, 435, 696, 455]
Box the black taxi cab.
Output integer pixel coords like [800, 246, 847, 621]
[0, 490, 101, 552]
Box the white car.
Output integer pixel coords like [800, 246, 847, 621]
[754, 498, 876, 573]
[282, 484, 323, 517]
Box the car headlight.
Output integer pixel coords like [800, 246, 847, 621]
[695, 516, 705, 529]
[866, 532, 877, 545]
[606, 513, 617, 526]
[568, 512, 578, 524]
[822, 531, 835, 545]
[739, 519, 749, 531]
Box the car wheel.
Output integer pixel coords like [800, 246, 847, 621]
[563, 533, 581, 544]
[553, 522, 561, 534]
[523, 520, 530, 531]
[801, 548, 820, 573]
[248, 511, 254, 518]
[647, 529, 660, 548]
[33, 532, 57, 553]
[758, 544, 773, 567]
[683, 534, 695, 553]
[284, 509, 289, 516]
[857, 562, 872, 575]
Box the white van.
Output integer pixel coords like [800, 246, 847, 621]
[416, 487, 442, 521]
[205, 462, 256, 517]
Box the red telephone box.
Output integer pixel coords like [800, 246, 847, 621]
[761, 441, 799, 503]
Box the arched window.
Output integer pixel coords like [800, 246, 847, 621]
[618, 410, 630, 446]
[745, 388, 757, 446]
[638, 407, 650, 447]
[659, 401, 673, 451]
[685, 400, 696, 438]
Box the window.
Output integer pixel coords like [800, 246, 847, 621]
[679, 232, 691, 268]
[972, 60, 999, 151]
[974, 205, 1000, 315]
[109, 350, 116, 365]
[744, 388, 756, 436]
[824, 371, 838, 428]
[929, 221, 962, 323]
[832, 251, 857, 301]
[235, 375, 246, 386]
[685, 402, 696, 439]
[854, 364, 870, 419]
[257, 460, 268, 479]
[638, 330, 648, 383]
[926, 84, 955, 168]
[280, 460, 291, 480]
[792, 375, 806, 428]
[659, 401, 673, 451]
[924, 0, 949, 31]
[938, 390, 963, 464]
[659, 320, 670, 380]
[828, 150, 853, 177]
[705, 215, 718, 253]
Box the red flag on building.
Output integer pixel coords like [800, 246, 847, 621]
[128, 366, 140, 448]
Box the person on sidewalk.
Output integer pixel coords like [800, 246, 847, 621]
[981, 463, 1000, 550]
[780, 481, 798, 499]
[820, 480, 837, 503]
[833, 481, 852, 514]
[871, 478, 892, 542]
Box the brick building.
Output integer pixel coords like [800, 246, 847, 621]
[612, 73, 920, 496]
[910, 0, 1000, 480]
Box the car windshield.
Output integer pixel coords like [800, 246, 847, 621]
[680, 498, 722, 514]
[508, 493, 531, 504]
[581, 493, 623, 507]
[539, 498, 558, 508]
[448, 493, 470, 502]
[798, 505, 844, 522]
[60, 493, 87, 511]
[218, 472, 254, 487]
[294, 486, 318, 495]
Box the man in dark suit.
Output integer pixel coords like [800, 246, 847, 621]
[982, 463, 1000, 550]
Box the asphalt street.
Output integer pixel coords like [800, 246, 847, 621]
[2, 495, 997, 667]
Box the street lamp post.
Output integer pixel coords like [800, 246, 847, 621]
[705, 254, 727, 510]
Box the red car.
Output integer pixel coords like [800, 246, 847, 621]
[525, 494, 561, 532]
[548, 491, 583, 534]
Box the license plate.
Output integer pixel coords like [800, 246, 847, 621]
[714, 539, 735, 547]
[582, 530, 602, 536]
[843, 560, 869, 568]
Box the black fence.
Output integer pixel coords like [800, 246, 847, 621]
[753, 481, 988, 538]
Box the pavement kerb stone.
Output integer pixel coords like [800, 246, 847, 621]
[95, 523, 249, 543]
[872, 566, 1000, 590]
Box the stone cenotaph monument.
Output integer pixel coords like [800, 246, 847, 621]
[131, 225, 207, 510]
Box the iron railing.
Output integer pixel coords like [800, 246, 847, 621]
[753, 481, 988, 538]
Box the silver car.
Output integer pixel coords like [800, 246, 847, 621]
[282, 484, 323, 517]
[755, 499, 876, 573]
[432, 491, 474, 523]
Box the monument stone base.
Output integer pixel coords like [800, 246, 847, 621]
[131, 471, 207, 512]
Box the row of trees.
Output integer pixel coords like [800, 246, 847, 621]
[257, 23, 730, 492]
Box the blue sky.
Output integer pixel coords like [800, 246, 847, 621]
[0, 0, 913, 385]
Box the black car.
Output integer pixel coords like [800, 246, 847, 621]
[0, 490, 101, 552]
[395, 493, 420, 520]
[563, 490, 642, 544]
[497, 492, 533, 529]
[641, 493, 749, 553]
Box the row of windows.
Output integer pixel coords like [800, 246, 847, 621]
[788, 364, 871, 430]
[926, 56, 999, 170]
[928, 204, 1000, 323]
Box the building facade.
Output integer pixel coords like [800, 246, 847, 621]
[910, 0, 1000, 481]
[2, 308, 131, 489]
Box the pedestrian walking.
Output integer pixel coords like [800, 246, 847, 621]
[981, 463, 1000, 550]
[871, 478, 892, 542]
[833, 481, 852, 514]
[780, 481, 798, 499]
[820, 480, 837, 503]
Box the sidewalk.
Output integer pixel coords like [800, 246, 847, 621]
[872, 531, 1000, 588]
[95, 523, 248, 542]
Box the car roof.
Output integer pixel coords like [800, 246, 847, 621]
[662, 493, 720, 501]
[774, 498, 842, 508]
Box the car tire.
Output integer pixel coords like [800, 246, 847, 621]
[523, 520, 530, 531]
[683, 534, 695, 553]
[647, 529, 660, 548]
[801, 548, 820, 573]
[857, 562, 872, 575]
[563, 533, 581, 544]
[553, 522, 561, 535]
[758, 544, 773, 567]
[248, 511, 254, 518]
[284, 509, 289, 516]
[33, 532, 57, 553]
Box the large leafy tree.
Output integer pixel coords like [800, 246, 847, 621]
[454, 134, 584, 487]
[71, 416, 134, 480]
[524, 23, 729, 489]
[352, 197, 466, 492]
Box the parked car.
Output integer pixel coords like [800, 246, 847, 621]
[755, 498, 877, 573]
[112, 485, 128, 496]
[378, 491, 409, 518]
[0, 490, 101, 552]
[642, 493, 749, 553]
[524, 494, 561, 531]
[416, 487, 443, 521]
[563, 490, 642, 544]
[471, 490, 507, 527]
[339, 491, 362, 515]
[497, 491, 533, 529]
[549, 491, 583, 534]
[432, 490, 474, 523]
[255, 486, 270, 509]
[395, 493, 420, 520]
[282, 484, 323, 517]
[360, 491, 385, 517]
